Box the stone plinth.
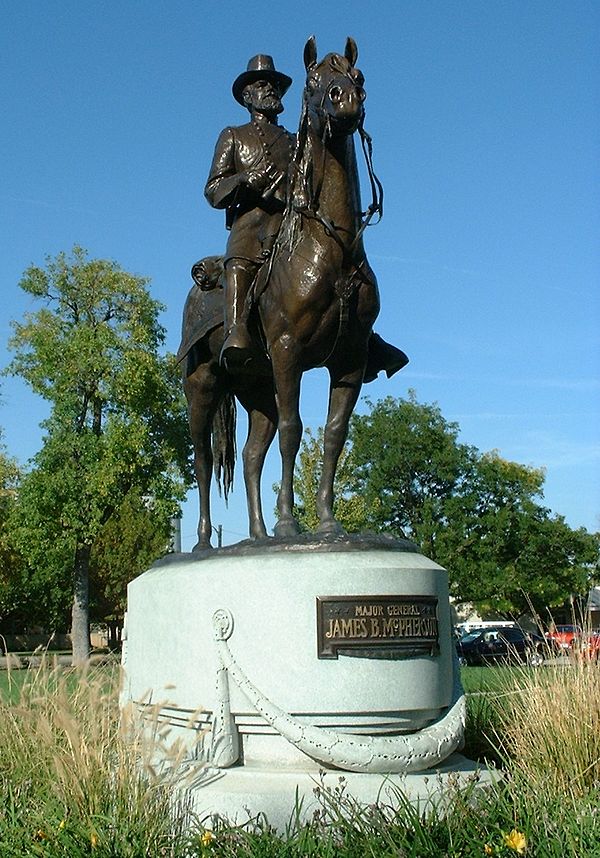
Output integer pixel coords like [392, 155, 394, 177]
[121, 534, 476, 827]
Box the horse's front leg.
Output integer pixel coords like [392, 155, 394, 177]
[271, 361, 303, 538]
[317, 366, 364, 534]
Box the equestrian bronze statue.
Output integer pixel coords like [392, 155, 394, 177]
[179, 37, 407, 549]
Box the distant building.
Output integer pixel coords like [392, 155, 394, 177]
[587, 587, 600, 630]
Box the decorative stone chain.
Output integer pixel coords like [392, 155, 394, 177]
[212, 609, 465, 774]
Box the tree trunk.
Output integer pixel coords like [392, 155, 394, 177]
[71, 543, 91, 665]
[108, 619, 121, 651]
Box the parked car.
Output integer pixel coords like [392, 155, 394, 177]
[456, 625, 546, 667]
[570, 631, 600, 661]
[545, 624, 582, 652]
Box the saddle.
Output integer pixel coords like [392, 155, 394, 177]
[177, 254, 408, 385]
[176, 256, 225, 365]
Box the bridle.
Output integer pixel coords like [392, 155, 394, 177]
[289, 64, 384, 272]
[258, 56, 384, 365]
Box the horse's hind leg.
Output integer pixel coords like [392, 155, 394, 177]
[184, 363, 222, 550]
[318, 367, 364, 534]
[236, 382, 278, 539]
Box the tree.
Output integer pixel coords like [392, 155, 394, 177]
[88, 489, 175, 648]
[293, 392, 599, 616]
[6, 247, 192, 663]
[293, 394, 476, 546]
[0, 432, 25, 640]
[348, 392, 475, 554]
[432, 451, 598, 615]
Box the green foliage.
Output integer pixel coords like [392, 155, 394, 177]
[4, 247, 193, 653]
[293, 392, 599, 615]
[434, 453, 598, 615]
[89, 489, 175, 623]
[349, 392, 473, 548]
[0, 435, 26, 630]
[292, 427, 374, 533]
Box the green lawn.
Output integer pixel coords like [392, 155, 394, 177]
[0, 666, 29, 704]
[460, 663, 534, 693]
[0, 662, 522, 700]
[0, 662, 530, 703]
[0, 660, 118, 705]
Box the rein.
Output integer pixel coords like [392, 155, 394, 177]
[259, 63, 384, 367]
[290, 82, 384, 367]
[292, 89, 384, 273]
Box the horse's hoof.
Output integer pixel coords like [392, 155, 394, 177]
[317, 519, 346, 536]
[249, 527, 269, 541]
[273, 519, 301, 538]
[192, 540, 213, 552]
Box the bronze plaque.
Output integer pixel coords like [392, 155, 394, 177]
[316, 595, 439, 660]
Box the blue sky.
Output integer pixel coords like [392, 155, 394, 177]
[1, 1, 598, 549]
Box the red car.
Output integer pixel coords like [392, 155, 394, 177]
[572, 632, 600, 661]
[546, 624, 582, 651]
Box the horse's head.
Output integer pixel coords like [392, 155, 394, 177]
[303, 36, 365, 134]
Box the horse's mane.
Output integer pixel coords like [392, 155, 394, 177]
[275, 54, 382, 258]
[277, 90, 314, 255]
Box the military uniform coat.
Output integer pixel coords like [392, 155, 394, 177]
[204, 120, 294, 263]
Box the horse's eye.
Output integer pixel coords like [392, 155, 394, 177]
[357, 86, 366, 102]
[329, 85, 343, 103]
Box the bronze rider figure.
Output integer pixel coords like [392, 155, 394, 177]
[205, 53, 407, 381]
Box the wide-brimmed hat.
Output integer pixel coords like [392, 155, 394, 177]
[232, 54, 292, 105]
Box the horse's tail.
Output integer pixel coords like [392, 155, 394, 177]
[212, 392, 237, 502]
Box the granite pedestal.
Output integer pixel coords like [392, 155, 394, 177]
[121, 534, 488, 829]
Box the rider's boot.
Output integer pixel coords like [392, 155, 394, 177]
[220, 263, 258, 374]
[363, 332, 409, 384]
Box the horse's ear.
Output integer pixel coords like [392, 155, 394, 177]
[304, 35, 317, 70]
[345, 37, 358, 66]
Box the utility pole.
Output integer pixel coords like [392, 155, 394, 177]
[214, 524, 223, 548]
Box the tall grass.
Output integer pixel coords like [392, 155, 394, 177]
[496, 659, 600, 799]
[2, 660, 600, 856]
[0, 661, 192, 857]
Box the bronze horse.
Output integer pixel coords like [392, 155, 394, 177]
[180, 37, 399, 548]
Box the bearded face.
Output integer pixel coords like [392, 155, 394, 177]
[242, 80, 284, 117]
